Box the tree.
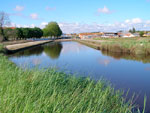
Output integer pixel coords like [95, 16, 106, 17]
[16, 28, 23, 40]
[132, 27, 136, 33]
[43, 22, 62, 38]
[32, 27, 43, 38]
[0, 11, 10, 41]
[4, 28, 17, 40]
[129, 27, 136, 33]
[139, 31, 144, 37]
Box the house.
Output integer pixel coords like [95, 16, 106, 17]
[79, 32, 103, 39]
[133, 33, 140, 37]
[143, 32, 150, 37]
[101, 32, 118, 38]
[118, 32, 135, 38]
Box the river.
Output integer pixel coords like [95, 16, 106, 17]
[8, 41, 150, 112]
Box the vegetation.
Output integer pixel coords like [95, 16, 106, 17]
[0, 11, 10, 41]
[0, 45, 140, 113]
[43, 22, 62, 38]
[139, 31, 144, 37]
[129, 27, 136, 33]
[3, 27, 43, 40]
[0, 11, 62, 41]
[89, 37, 150, 55]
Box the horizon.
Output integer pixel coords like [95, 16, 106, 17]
[1, 0, 150, 33]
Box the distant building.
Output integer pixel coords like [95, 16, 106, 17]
[3, 27, 16, 29]
[101, 32, 118, 38]
[133, 33, 140, 37]
[79, 32, 103, 39]
[118, 32, 135, 38]
[143, 32, 150, 37]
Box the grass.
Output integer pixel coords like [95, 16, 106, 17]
[0, 44, 146, 113]
[78, 38, 150, 55]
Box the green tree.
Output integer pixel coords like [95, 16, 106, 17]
[22, 28, 30, 39]
[139, 31, 144, 37]
[32, 27, 43, 38]
[43, 22, 62, 38]
[4, 28, 17, 40]
[129, 27, 136, 33]
[132, 27, 136, 33]
[16, 28, 23, 40]
[0, 11, 10, 41]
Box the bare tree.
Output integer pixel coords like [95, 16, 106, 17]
[0, 11, 10, 41]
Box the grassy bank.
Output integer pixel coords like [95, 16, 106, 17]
[77, 38, 150, 55]
[0, 44, 144, 113]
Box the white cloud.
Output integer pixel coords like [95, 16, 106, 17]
[14, 5, 24, 11]
[30, 13, 38, 20]
[46, 6, 56, 11]
[125, 19, 130, 23]
[40, 22, 48, 28]
[125, 18, 142, 24]
[41, 22, 48, 26]
[97, 6, 112, 14]
[131, 18, 142, 24]
[8, 18, 150, 33]
[57, 19, 150, 33]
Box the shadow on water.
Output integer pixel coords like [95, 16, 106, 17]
[44, 42, 63, 59]
[9, 46, 44, 57]
[9, 42, 63, 60]
[101, 50, 150, 64]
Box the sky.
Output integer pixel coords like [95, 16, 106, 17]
[1, 0, 150, 33]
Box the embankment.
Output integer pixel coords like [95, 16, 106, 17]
[76, 39, 150, 55]
[5, 40, 53, 53]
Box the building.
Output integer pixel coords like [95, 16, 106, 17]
[143, 32, 150, 37]
[133, 33, 140, 37]
[118, 32, 135, 38]
[101, 32, 118, 38]
[79, 32, 103, 39]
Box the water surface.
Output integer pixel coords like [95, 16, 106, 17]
[9, 41, 150, 112]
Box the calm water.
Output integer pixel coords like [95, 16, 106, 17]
[9, 41, 150, 112]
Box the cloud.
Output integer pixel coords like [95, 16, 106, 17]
[125, 18, 142, 24]
[8, 18, 150, 33]
[97, 6, 113, 14]
[57, 19, 150, 33]
[46, 6, 56, 11]
[14, 5, 24, 11]
[30, 13, 38, 20]
[8, 12, 43, 20]
[40, 22, 48, 28]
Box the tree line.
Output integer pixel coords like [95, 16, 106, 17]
[0, 11, 62, 42]
[4, 27, 43, 40]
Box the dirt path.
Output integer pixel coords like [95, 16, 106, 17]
[6, 40, 52, 51]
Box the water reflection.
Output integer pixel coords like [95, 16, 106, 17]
[10, 42, 63, 60]
[11, 46, 44, 58]
[101, 50, 150, 63]
[44, 42, 62, 59]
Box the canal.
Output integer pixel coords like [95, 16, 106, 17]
[9, 41, 150, 112]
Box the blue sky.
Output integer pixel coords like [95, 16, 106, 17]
[1, 0, 150, 33]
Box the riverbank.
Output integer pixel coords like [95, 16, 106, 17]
[5, 40, 53, 53]
[0, 44, 139, 113]
[76, 38, 150, 55]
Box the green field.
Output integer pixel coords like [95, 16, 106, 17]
[0, 44, 146, 113]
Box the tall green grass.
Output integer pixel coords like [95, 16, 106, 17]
[0, 54, 136, 113]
